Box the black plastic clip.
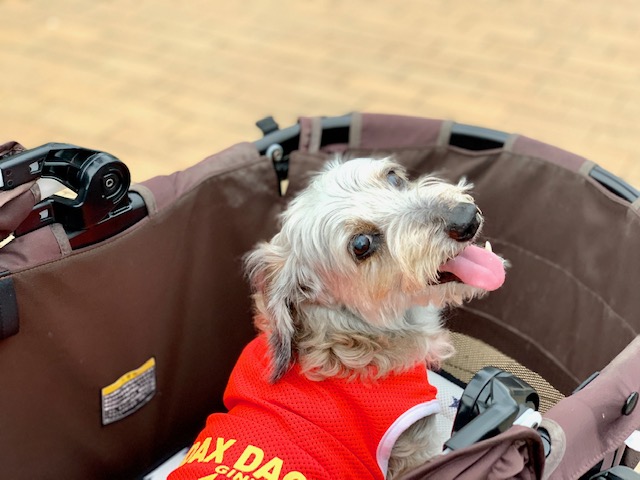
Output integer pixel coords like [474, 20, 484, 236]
[253, 114, 352, 196]
[255, 117, 291, 196]
[255, 116, 280, 137]
[445, 367, 540, 452]
[267, 143, 289, 197]
[4, 143, 147, 249]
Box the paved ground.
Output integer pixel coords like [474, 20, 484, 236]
[0, 0, 639, 188]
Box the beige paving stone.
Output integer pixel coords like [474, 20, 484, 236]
[0, 0, 638, 191]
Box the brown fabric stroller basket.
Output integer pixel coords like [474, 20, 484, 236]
[0, 113, 638, 479]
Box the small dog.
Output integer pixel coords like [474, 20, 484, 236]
[171, 157, 505, 480]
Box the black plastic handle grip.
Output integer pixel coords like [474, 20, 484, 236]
[449, 123, 510, 151]
[254, 116, 639, 203]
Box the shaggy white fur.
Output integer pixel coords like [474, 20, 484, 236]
[244, 157, 504, 478]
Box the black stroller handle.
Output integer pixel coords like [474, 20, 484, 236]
[254, 114, 511, 156]
[253, 114, 639, 203]
[589, 165, 639, 203]
[253, 114, 512, 161]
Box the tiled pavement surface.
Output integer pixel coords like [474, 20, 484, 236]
[1, 0, 639, 188]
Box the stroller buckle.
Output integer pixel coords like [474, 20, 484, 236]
[444, 367, 540, 453]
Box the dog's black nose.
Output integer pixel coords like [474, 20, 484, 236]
[445, 203, 481, 242]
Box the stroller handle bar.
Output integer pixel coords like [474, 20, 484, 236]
[253, 114, 639, 202]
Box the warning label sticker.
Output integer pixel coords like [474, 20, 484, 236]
[101, 357, 156, 426]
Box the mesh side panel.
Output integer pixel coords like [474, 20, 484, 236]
[443, 332, 564, 414]
[622, 448, 640, 470]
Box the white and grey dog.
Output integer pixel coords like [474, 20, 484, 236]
[244, 157, 506, 479]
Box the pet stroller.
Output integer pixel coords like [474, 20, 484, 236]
[0, 113, 638, 480]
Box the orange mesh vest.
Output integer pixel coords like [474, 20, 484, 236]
[169, 335, 439, 480]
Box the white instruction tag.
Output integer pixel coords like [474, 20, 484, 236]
[101, 358, 156, 426]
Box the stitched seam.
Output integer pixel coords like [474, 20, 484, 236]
[459, 304, 579, 385]
[492, 237, 635, 336]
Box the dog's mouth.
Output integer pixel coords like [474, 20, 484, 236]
[436, 241, 505, 291]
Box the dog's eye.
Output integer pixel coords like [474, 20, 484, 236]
[351, 234, 375, 260]
[386, 171, 405, 189]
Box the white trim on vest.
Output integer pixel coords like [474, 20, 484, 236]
[376, 399, 441, 478]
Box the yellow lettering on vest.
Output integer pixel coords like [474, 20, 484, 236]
[215, 465, 230, 474]
[233, 445, 264, 472]
[197, 475, 219, 480]
[189, 437, 212, 463]
[180, 441, 201, 466]
[253, 456, 283, 480]
[282, 472, 307, 480]
[233, 473, 251, 480]
[204, 437, 237, 463]
[226, 469, 237, 478]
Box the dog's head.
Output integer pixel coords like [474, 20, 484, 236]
[245, 157, 506, 381]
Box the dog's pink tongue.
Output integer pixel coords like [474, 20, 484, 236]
[439, 245, 505, 291]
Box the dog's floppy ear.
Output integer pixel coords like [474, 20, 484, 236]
[244, 237, 310, 382]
